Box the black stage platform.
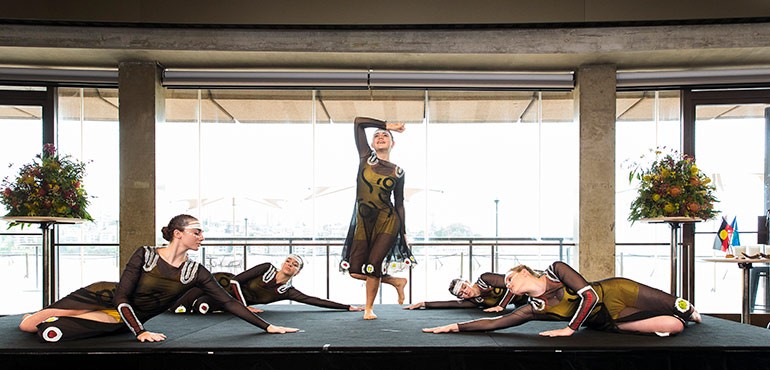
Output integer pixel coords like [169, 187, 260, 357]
[2, 305, 770, 370]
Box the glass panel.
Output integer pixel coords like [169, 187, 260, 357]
[423, 90, 578, 302]
[161, 88, 577, 306]
[313, 89, 426, 235]
[56, 87, 121, 299]
[313, 90, 426, 303]
[694, 102, 768, 314]
[0, 104, 42, 314]
[615, 90, 681, 292]
[160, 90, 315, 241]
[426, 91, 577, 240]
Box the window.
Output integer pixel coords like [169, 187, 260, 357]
[615, 90, 681, 291]
[56, 87, 121, 297]
[159, 88, 577, 304]
[693, 101, 769, 313]
[0, 101, 43, 314]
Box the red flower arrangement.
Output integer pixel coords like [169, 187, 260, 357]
[1, 144, 93, 226]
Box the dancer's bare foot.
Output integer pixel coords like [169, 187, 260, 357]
[392, 277, 407, 304]
[690, 308, 702, 323]
[364, 309, 378, 320]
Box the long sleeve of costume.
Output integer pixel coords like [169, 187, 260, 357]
[496, 290, 517, 308]
[547, 261, 599, 331]
[113, 248, 149, 336]
[284, 288, 351, 310]
[477, 272, 505, 288]
[353, 116, 386, 158]
[232, 263, 271, 284]
[195, 267, 271, 330]
[424, 300, 479, 309]
[113, 247, 271, 335]
[457, 305, 539, 332]
[476, 272, 524, 308]
[394, 172, 406, 231]
[352, 116, 408, 243]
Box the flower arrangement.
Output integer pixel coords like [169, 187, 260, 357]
[1, 144, 93, 226]
[625, 147, 718, 223]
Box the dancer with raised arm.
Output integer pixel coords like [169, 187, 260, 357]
[339, 116, 417, 320]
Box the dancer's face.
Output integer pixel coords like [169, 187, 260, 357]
[455, 281, 478, 299]
[282, 256, 302, 276]
[372, 130, 394, 151]
[505, 270, 524, 293]
[179, 220, 204, 250]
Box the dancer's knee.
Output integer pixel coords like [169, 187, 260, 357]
[346, 262, 382, 278]
[19, 314, 37, 333]
[662, 319, 685, 334]
[362, 263, 383, 278]
[35, 316, 123, 343]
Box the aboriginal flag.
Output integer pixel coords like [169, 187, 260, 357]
[712, 216, 733, 252]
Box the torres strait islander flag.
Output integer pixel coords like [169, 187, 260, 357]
[730, 216, 741, 247]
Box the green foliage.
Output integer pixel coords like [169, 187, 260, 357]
[1, 144, 94, 228]
[625, 147, 718, 223]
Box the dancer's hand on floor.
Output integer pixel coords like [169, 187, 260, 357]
[267, 324, 300, 334]
[137, 330, 167, 342]
[348, 305, 364, 311]
[483, 306, 503, 313]
[404, 302, 426, 310]
[539, 327, 575, 337]
[422, 323, 459, 334]
[248, 306, 264, 314]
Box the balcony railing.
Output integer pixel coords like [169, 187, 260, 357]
[1, 233, 756, 315]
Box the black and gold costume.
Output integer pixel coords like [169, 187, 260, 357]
[339, 116, 416, 277]
[172, 262, 352, 313]
[425, 273, 527, 309]
[457, 261, 696, 335]
[35, 246, 270, 342]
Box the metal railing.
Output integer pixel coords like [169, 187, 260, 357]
[5, 232, 748, 314]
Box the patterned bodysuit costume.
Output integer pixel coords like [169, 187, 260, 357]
[172, 262, 352, 314]
[339, 116, 416, 277]
[34, 246, 270, 342]
[425, 273, 528, 309]
[457, 261, 697, 335]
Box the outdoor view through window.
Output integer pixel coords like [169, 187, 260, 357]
[0, 87, 766, 317]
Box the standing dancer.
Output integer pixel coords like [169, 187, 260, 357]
[339, 116, 416, 320]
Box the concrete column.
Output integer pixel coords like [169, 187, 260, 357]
[576, 64, 616, 281]
[118, 62, 164, 273]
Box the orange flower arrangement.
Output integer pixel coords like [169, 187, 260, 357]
[625, 147, 718, 223]
[1, 144, 93, 227]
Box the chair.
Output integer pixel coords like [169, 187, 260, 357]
[751, 214, 770, 312]
[750, 265, 770, 312]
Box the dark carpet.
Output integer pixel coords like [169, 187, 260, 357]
[1, 304, 769, 370]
